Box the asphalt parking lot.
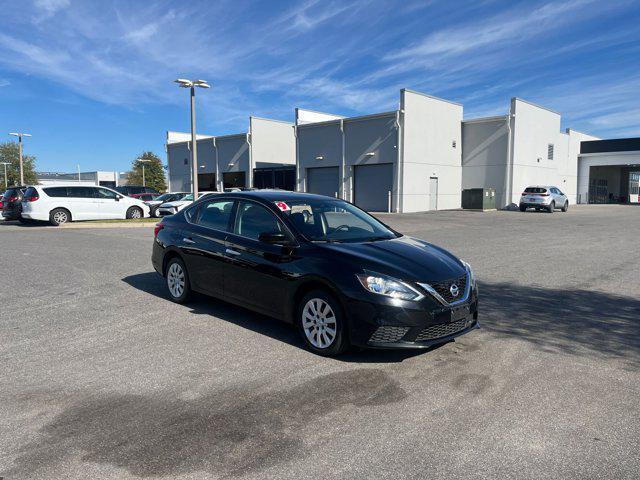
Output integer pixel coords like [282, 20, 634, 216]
[1, 205, 639, 479]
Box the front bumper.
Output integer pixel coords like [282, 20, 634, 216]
[344, 287, 479, 349]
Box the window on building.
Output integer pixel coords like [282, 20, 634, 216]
[548, 144, 554, 160]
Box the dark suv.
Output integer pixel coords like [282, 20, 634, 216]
[115, 186, 160, 196]
[1, 186, 28, 222]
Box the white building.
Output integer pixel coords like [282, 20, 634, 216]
[296, 89, 462, 213]
[462, 98, 599, 208]
[577, 138, 640, 204]
[37, 171, 127, 188]
[166, 116, 296, 193]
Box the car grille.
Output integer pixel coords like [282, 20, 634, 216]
[429, 275, 467, 304]
[415, 319, 470, 342]
[369, 326, 410, 343]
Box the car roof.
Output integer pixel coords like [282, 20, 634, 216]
[218, 190, 338, 202]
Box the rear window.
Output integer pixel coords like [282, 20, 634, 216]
[23, 187, 38, 198]
[2, 188, 21, 200]
[44, 187, 69, 197]
[524, 187, 548, 194]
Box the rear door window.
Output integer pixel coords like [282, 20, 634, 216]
[67, 187, 96, 198]
[194, 199, 234, 231]
[43, 187, 69, 197]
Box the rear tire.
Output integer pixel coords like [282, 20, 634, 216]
[548, 201, 555, 213]
[49, 208, 70, 226]
[519, 205, 527, 212]
[561, 201, 569, 212]
[165, 257, 191, 303]
[297, 290, 349, 356]
[126, 206, 143, 219]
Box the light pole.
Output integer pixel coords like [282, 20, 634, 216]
[137, 158, 152, 187]
[174, 78, 210, 199]
[0, 162, 9, 189]
[9, 132, 32, 186]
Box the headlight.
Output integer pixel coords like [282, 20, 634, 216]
[356, 271, 424, 301]
[461, 260, 477, 289]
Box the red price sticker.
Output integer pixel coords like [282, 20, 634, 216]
[275, 201, 291, 212]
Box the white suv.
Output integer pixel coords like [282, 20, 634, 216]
[21, 184, 150, 226]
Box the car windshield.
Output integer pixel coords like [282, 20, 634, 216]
[179, 193, 194, 201]
[155, 193, 175, 201]
[280, 199, 398, 243]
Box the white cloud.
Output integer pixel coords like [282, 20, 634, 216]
[0, 79, 10, 87]
[33, 0, 70, 22]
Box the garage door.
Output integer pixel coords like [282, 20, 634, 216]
[307, 167, 339, 198]
[354, 163, 393, 212]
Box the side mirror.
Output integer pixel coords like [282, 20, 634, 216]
[258, 232, 290, 245]
[115, 195, 122, 201]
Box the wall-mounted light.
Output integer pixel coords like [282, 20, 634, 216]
[315, 155, 324, 160]
[199, 165, 206, 169]
[365, 152, 375, 157]
[452, 141, 457, 148]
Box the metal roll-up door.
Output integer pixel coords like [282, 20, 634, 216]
[307, 167, 339, 198]
[354, 163, 393, 212]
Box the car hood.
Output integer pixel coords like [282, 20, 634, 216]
[160, 200, 191, 207]
[319, 236, 465, 282]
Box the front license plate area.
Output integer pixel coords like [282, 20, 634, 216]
[450, 305, 470, 322]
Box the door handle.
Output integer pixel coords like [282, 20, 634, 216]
[183, 237, 196, 244]
[225, 248, 241, 256]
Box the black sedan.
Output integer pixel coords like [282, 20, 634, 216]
[152, 191, 478, 356]
[1, 186, 27, 222]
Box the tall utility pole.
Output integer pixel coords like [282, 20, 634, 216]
[9, 132, 32, 186]
[174, 79, 210, 199]
[0, 162, 9, 189]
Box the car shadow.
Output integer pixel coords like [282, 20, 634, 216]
[479, 281, 640, 369]
[122, 272, 439, 363]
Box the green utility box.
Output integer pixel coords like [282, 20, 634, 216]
[462, 188, 496, 210]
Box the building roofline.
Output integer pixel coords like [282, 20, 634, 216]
[511, 97, 561, 116]
[462, 114, 509, 125]
[296, 110, 397, 129]
[402, 88, 463, 107]
[250, 116, 294, 126]
[295, 107, 345, 119]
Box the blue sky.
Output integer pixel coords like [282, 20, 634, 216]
[0, 0, 639, 172]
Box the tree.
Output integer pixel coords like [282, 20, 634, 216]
[0, 141, 38, 187]
[125, 152, 167, 192]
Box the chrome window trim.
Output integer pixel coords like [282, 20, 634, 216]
[417, 270, 471, 307]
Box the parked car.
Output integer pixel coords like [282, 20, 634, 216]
[156, 192, 217, 217]
[21, 184, 150, 226]
[1, 186, 28, 222]
[115, 185, 159, 196]
[152, 191, 478, 356]
[130, 193, 160, 201]
[519, 186, 569, 213]
[145, 192, 189, 217]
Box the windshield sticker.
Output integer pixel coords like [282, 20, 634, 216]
[275, 201, 291, 212]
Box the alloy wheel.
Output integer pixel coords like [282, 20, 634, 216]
[302, 298, 337, 349]
[130, 208, 142, 219]
[53, 211, 68, 224]
[167, 262, 185, 298]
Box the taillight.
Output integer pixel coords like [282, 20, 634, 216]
[25, 195, 39, 202]
[539, 193, 549, 197]
[154, 223, 164, 237]
[0, 201, 3, 208]
[9, 196, 18, 202]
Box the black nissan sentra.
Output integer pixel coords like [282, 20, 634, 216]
[152, 191, 478, 356]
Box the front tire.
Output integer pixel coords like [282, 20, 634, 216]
[519, 205, 527, 212]
[126, 206, 143, 219]
[165, 257, 191, 303]
[297, 290, 349, 356]
[49, 208, 71, 226]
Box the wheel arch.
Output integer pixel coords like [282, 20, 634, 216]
[50, 207, 72, 221]
[288, 276, 347, 325]
[162, 248, 184, 276]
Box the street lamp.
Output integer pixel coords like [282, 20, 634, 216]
[174, 78, 210, 199]
[0, 162, 9, 189]
[8, 132, 32, 186]
[137, 158, 152, 187]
